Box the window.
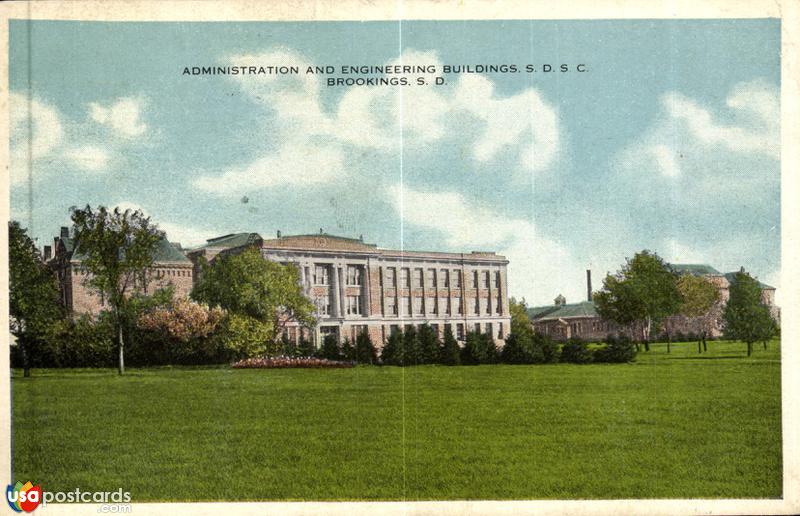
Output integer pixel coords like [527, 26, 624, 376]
[454, 297, 463, 315]
[486, 323, 493, 337]
[472, 270, 479, 288]
[400, 296, 411, 316]
[482, 270, 490, 288]
[314, 265, 329, 285]
[413, 296, 423, 315]
[413, 268, 423, 287]
[453, 270, 462, 288]
[439, 297, 450, 315]
[427, 268, 436, 288]
[494, 271, 501, 288]
[385, 267, 396, 287]
[316, 295, 330, 315]
[456, 323, 464, 341]
[498, 322, 504, 339]
[474, 298, 480, 315]
[440, 269, 449, 288]
[475, 323, 481, 334]
[485, 297, 492, 314]
[427, 297, 437, 314]
[495, 296, 502, 314]
[444, 323, 452, 336]
[390, 324, 400, 336]
[399, 268, 409, 288]
[431, 324, 439, 335]
[346, 265, 362, 286]
[346, 295, 362, 315]
[386, 296, 397, 316]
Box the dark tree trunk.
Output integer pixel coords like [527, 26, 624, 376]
[747, 342, 752, 357]
[702, 333, 707, 352]
[666, 333, 671, 354]
[698, 340, 702, 354]
[763, 340, 767, 350]
[644, 340, 650, 352]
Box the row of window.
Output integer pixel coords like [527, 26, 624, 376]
[72, 267, 190, 278]
[306, 264, 503, 291]
[388, 321, 504, 341]
[314, 293, 504, 317]
[385, 267, 501, 289]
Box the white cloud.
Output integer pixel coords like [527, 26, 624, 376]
[192, 139, 345, 194]
[9, 93, 64, 184]
[113, 201, 217, 248]
[64, 146, 111, 171]
[89, 97, 148, 137]
[195, 48, 562, 196]
[389, 183, 585, 305]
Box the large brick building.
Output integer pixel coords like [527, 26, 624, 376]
[529, 264, 779, 342]
[46, 226, 193, 315]
[188, 231, 511, 347]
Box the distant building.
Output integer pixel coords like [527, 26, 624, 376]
[187, 231, 511, 347]
[46, 226, 193, 315]
[529, 265, 779, 341]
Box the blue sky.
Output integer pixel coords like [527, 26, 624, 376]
[8, 19, 781, 305]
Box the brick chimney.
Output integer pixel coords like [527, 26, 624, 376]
[586, 269, 592, 302]
[43, 245, 52, 260]
[60, 226, 69, 238]
[277, 230, 282, 238]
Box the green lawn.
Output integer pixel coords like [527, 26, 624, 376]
[12, 339, 782, 501]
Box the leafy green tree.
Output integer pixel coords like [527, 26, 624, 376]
[500, 333, 536, 364]
[594, 250, 681, 351]
[438, 326, 461, 365]
[70, 205, 162, 374]
[341, 337, 355, 361]
[9, 221, 64, 376]
[214, 313, 275, 360]
[417, 324, 440, 364]
[676, 274, 721, 354]
[509, 297, 534, 340]
[381, 330, 404, 366]
[354, 329, 377, 364]
[461, 330, 497, 365]
[318, 334, 341, 360]
[192, 247, 316, 346]
[723, 270, 776, 356]
[403, 325, 422, 365]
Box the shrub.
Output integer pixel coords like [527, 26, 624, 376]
[212, 313, 275, 361]
[438, 327, 461, 365]
[354, 330, 377, 365]
[594, 335, 638, 363]
[381, 331, 404, 366]
[22, 316, 116, 368]
[232, 356, 354, 369]
[560, 337, 592, 364]
[298, 337, 316, 357]
[341, 338, 355, 361]
[417, 324, 440, 365]
[500, 333, 538, 364]
[403, 325, 423, 365]
[318, 334, 342, 361]
[461, 331, 497, 365]
[535, 333, 560, 363]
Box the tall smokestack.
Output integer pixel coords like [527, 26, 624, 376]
[586, 269, 592, 302]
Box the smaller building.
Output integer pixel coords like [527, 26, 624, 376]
[46, 226, 193, 316]
[528, 298, 629, 341]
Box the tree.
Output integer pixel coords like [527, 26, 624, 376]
[438, 326, 461, 365]
[70, 205, 162, 374]
[403, 325, 422, 365]
[9, 221, 64, 377]
[723, 270, 776, 356]
[354, 329, 377, 364]
[381, 330, 404, 366]
[509, 297, 534, 340]
[461, 330, 497, 365]
[417, 324, 440, 365]
[594, 251, 681, 351]
[318, 334, 341, 361]
[192, 247, 316, 347]
[676, 274, 721, 354]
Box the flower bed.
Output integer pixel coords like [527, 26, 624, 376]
[231, 356, 355, 369]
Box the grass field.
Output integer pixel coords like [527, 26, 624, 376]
[12, 339, 782, 501]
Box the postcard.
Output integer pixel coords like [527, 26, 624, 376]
[1, 1, 798, 515]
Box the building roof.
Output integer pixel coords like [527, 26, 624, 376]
[69, 235, 190, 264]
[197, 232, 263, 250]
[670, 263, 721, 275]
[723, 272, 774, 290]
[528, 301, 598, 321]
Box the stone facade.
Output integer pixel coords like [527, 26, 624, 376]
[189, 232, 512, 348]
[47, 226, 193, 316]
